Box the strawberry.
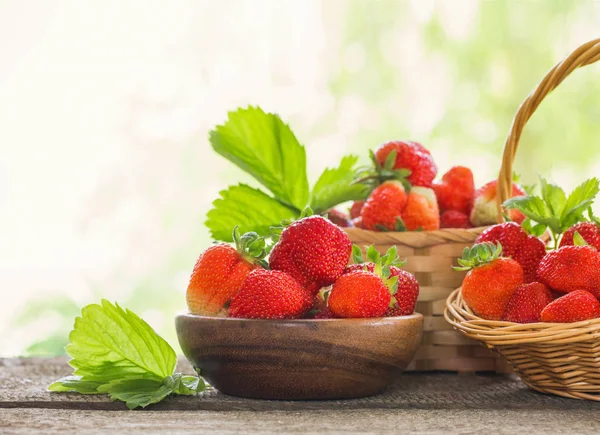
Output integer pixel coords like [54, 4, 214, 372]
[401, 186, 440, 231]
[360, 181, 407, 231]
[537, 245, 600, 298]
[186, 228, 265, 316]
[351, 216, 364, 228]
[512, 236, 547, 283]
[325, 209, 350, 227]
[432, 166, 475, 215]
[476, 222, 528, 258]
[314, 307, 337, 319]
[228, 269, 312, 319]
[475, 222, 545, 283]
[374, 141, 437, 187]
[560, 222, 600, 250]
[540, 290, 600, 323]
[440, 210, 471, 229]
[349, 200, 366, 219]
[328, 270, 392, 318]
[343, 265, 419, 316]
[270, 215, 352, 294]
[470, 180, 526, 227]
[456, 242, 524, 320]
[502, 282, 553, 323]
[346, 245, 419, 316]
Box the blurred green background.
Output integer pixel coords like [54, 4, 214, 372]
[1, 0, 599, 356]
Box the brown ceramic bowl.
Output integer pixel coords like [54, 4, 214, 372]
[175, 313, 423, 400]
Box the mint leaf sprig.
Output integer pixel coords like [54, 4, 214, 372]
[503, 177, 600, 249]
[49, 300, 205, 410]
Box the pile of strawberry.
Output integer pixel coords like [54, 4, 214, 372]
[327, 140, 526, 231]
[186, 216, 419, 320]
[457, 177, 600, 323]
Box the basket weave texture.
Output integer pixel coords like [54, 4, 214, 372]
[446, 38, 600, 399]
[346, 227, 511, 372]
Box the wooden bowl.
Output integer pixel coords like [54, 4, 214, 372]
[175, 313, 423, 400]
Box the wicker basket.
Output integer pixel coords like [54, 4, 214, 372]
[345, 227, 511, 372]
[445, 38, 600, 399]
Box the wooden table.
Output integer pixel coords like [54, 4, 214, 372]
[2, 357, 600, 434]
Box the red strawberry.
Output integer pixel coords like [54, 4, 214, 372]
[325, 209, 350, 227]
[374, 141, 437, 187]
[328, 270, 391, 318]
[512, 236, 547, 283]
[351, 216, 364, 228]
[407, 141, 431, 155]
[432, 166, 475, 215]
[349, 200, 366, 219]
[228, 269, 312, 319]
[270, 215, 352, 294]
[470, 180, 526, 227]
[186, 229, 265, 316]
[476, 222, 528, 258]
[314, 307, 337, 319]
[401, 186, 440, 231]
[345, 263, 419, 315]
[502, 282, 553, 323]
[475, 222, 545, 283]
[560, 222, 600, 250]
[457, 242, 524, 320]
[540, 290, 600, 323]
[360, 181, 407, 231]
[537, 245, 600, 298]
[440, 210, 472, 229]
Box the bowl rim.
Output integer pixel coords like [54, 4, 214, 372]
[176, 312, 423, 324]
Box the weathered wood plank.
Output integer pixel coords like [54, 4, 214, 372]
[2, 357, 600, 413]
[1, 408, 599, 435]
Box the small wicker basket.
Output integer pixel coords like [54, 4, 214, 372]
[346, 227, 510, 372]
[445, 38, 600, 400]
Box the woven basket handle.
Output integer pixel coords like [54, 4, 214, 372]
[497, 38, 600, 214]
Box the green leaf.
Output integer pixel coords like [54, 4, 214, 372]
[352, 245, 364, 264]
[50, 300, 205, 409]
[503, 196, 561, 234]
[366, 245, 381, 263]
[98, 378, 174, 410]
[48, 376, 104, 394]
[561, 178, 600, 230]
[210, 106, 309, 210]
[310, 155, 370, 214]
[540, 177, 566, 217]
[206, 184, 299, 241]
[383, 149, 397, 171]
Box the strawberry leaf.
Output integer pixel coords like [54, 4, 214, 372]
[352, 245, 364, 264]
[210, 106, 309, 210]
[310, 155, 370, 214]
[383, 149, 397, 171]
[395, 217, 407, 232]
[560, 178, 600, 228]
[540, 177, 566, 218]
[366, 245, 381, 263]
[206, 184, 298, 241]
[573, 231, 588, 246]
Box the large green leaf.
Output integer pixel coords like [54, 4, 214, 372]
[210, 106, 309, 210]
[206, 184, 299, 241]
[66, 300, 176, 383]
[310, 155, 370, 214]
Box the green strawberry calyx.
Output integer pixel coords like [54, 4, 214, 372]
[352, 149, 412, 192]
[352, 244, 406, 306]
[232, 226, 269, 267]
[453, 242, 503, 272]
